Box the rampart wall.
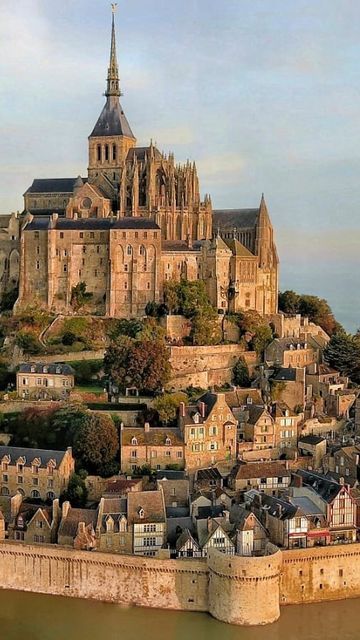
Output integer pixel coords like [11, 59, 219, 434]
[3, 540, 360, 626]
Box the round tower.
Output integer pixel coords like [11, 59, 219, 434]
[207, 546, 282, 626]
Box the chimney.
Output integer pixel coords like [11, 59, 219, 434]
[339, 477, 345, 486]
[207, 517, 213, 533]
[293, 474, 303, 488]
[62, 500, 71, 519]
[180, 402, 186, 418]
[199, 401, 206, 418]
[77, 522, 86, 535]
[223, 509, 230, 523]
[144, 422, 150, 433]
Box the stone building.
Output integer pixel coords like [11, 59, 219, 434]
[120, 424, 185, 474]
[16, 363, 75, 400]
[179, 392, 237, 471]
[13, 8, 279, 319]
[0, 446, 74, 501]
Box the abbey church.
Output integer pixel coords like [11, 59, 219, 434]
[5, 11, 278, 319]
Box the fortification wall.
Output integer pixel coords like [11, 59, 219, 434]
[168, 345, 257, 390]
[281, 543, 360, 605]
[0, 541, 208, 613]
[208, 545, 282, 626]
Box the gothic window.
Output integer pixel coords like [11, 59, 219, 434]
[97, 145, 101, 162]
[131, 437, 138, 446]
[105, 145, 109, 162]
[36, 261, 40, 270]
[31, 490, 40, 499]
[176, 217, 182, 239]
[47, 491, 55, 501]
[147, 282, 150, 290]
[0, 487, 9, 496]
[139, 245, 146, 257]
[82, 198, 92, 209]
[112, 145, 117, 161]
[139, 171, 147, 206]
[126, 245, 132, 256]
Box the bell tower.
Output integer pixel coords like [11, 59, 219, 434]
[88, 4, 136, 184]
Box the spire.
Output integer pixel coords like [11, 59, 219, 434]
[106, 4, 121, 98]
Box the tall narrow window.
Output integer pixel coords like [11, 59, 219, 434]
[97, 145, 101, 162]
[105, 145, 109, 161]
[112, 145, 117, 161]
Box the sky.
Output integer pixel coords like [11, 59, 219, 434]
[0, 0, 359, 330]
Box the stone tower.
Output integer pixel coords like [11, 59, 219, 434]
[88, 6, 136, 185]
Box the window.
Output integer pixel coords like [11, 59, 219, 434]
[124, 264, 128, 272]
[165, 437, 171, 446]
[17, 464, 24, 473]
[147, 282, 150, 290]
[80, 232, 84, 239]
[17, 476, 23, 484]
[143, 537, 156, 547]
[165, 451, 171, 457]
[63, 264, 67, 273]
[105, 144, 109, 161]
[127, 245, 132, 256]
[131, 437, 138, 446]
[34, 535, 45, 543]
[176, 451, 183, 458]
[48, 479, 54, 488]
[2, 474, 8, 483]
[36, 261, 40, 270]
[2, 462, 8, 472]
[94, 270, 98, 277]
[32, 465, 39, 474]
[131, 450, 137, 459]
[31, 490, 40, 499]
[15, 531, 24, 541]
[60, 232, 64, 239]
[97, 145, 101, 162]
[33, 477, 39, 486]
[36, 520, 44, 529]
[112, 145, 117, 161]
[0, 487, 9, 496]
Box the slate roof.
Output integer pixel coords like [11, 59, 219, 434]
[196, 467, 222, 482]
[155, 470, 186, 481]
[24, 216, 160, 233]
[127, 147, 162, 162]
[298, 435, 325, 446]
[127, 490, 166, 524]
[24, 208, 66, 218]
[0, 446, 68, 468]
[295, 469, 343, 503]
[157, 479, 189, 508]
[271, 368, 297, 382]
[58, 508, 97, 539]
[197, 505, 226, 520]
[223, 388, 263, 409]
[18, 363, 74, 376]
[162, 241, 200, 253]
[213, 209, 259, 230]
[247, 405, 268, 425]
[25, 178, 84, 194]
[90, 96, 135, 139]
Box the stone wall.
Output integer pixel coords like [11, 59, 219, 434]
[3, 541, 360, 625]
[168, 345, 257, 390]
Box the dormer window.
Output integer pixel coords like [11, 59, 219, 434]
[131, 437, 138, 446]
[43, 367, 48, 374]
[165, 437, 171, 446]
[138, 508, 144, 519]
[106, 518, 114, 533]
[194, 413, 200, 424]
[31, 366, 35, 373]
[17, 516, 24, 529]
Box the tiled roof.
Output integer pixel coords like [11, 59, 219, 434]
[122, 428, 184, 447]
[232, 461, 290, 480]
[223, 388, 263, 409]
[105, 478, 142, 495]
[127, 490, 166, 524]
[0, 446, 69, 468]
[18, 363, 74, 376]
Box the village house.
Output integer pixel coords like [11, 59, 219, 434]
[293, 469, 357, 544]
[298, 435, 327, 470]
[265, 337, 324, 369]
[197, 512, 236, 557]
[96, 496, 131, 554]
[156, 478, 190, 512]
[230, 504, 268, 556]
[103, 477, 143, 497]
[268, 367, 305, 412]
[179, 393, 237, 471]
[244, 406, 276, 450]
[16, 363, 75, 400]
[176, 528, 202, 558]
[127, 489, 167, 556]
[271, 402, 300, 451]
[8, 499, 60, 545]
[230, 461, 291, 495]
[0, 446, 74, 501]
[58, 502, 98, 550]
[194, 467, 224, 492]
[120, 423, 185, 474]
[323, 446, 360, 486]
[190, 488, 232, 520]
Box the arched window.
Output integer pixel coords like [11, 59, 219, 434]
[105, 145, 109, 161]
[97, 145, 101, 162]
[112, 145, 117, 161]
[165, 437, 171, 446]
[47, 491, 55, 501]
[31, 490, 40, 499]
[0, 486, 9, 496]
[131, 437, 138, 446]
[127, 245, 132, 256]
[139, 245, 146, 257]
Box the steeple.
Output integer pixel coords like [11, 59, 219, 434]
[106, 4, 121, 98]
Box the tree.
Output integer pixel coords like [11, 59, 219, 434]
[61, 472, 88, 507]
[70, 282, 93, 310]
[104, 336, 171, 393]
[324, 332, 360, 382]
[73, 412, 119, 474]
[62, 331, 77, 346]
[232, 358, 250, 387]
[110, 318, 144, 340]
[278, 290, 300, 315]
[190, 309, 221, 346]
[163, 281, 180, 315]
[251, 324, 273, 356]
[278, 290, 342, 336]
[153, 392, 188, 425]
[15, 331, 42, 355]
[0, 286, 19, 312]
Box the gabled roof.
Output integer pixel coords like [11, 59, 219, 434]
[18, 363, 74, 376]
[223, 388, 263, 409]
[213, 209, 259, 230]
[25, 178, 84, 195]
[224, 238, 255, 258]
[90, 96, 135, 139]
[176, 528, 200, 552]
[127, 490, 166, 524]
[58, 507, 98, 539]
[231, 461, 290, 481]
[295, 469, 344, 503]
[122, 428, 183, 447]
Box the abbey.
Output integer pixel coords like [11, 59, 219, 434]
[15, 11, 278, 318]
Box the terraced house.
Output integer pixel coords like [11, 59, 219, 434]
[0, 446, 74, 501]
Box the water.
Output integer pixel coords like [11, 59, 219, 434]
[1, 590, 360, 640]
